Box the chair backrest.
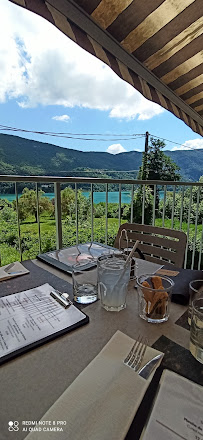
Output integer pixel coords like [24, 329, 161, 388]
[114, 223, 187, 268]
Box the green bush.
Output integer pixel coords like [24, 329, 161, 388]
[159, 179, 203, 224]
[126, 186, 153, 224]
[0, 187, 202, 269]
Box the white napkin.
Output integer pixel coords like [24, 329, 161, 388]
[141, 369, 203, 440]
[135, 259, 163, 277]
[0, 261, 29, 282]
[25, 330, 163, 440]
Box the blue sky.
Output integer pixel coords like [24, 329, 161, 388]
[0, 0, 203, 154]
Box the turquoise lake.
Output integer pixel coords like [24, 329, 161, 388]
[0, 191, 164, 204]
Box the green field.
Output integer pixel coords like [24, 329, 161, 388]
[0, 210, 202, 269]
[0, 184, 202, 269]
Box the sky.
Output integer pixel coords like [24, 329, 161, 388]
[0, 0, 203, 155]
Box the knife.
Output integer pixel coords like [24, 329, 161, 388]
[138, 353, 164, 379]
[7, 271, 24, 275]
[4, 263, 15, 273]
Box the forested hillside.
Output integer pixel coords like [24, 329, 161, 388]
[0, 133, 202, 182]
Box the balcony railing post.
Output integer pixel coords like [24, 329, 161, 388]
[152, 184, 156, 226]
[141, 184, 146, 224]
[0, 176, 202, 269]
[91, 183, 94, 242]
[179, 187, 184, 230]
[191, 186, 200, 270]
[119, 183, 121, 228]
[75, 183, 78, 245]
[15, 182, 22, 261]
[184, 186, 193, 269]
[105, 183, 108, 244]
[162, 185, 167, 227]
[198, 220, 203, 270]
[36, 182, 41, 254]
[171, 186, 176, 229]
[54, 182, 62, 250]
[130, 184, 134, 223]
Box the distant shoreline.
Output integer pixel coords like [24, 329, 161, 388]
[0, 190, 165, 204]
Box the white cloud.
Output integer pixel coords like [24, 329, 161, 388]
[52, 114, 70, 122]
[106, 144, 127, 154]
[0, 0, 164, 121]
[172, 139, 203, 151]
[109, 86, 162, 120]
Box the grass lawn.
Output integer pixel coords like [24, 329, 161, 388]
[0, 213, 202, 269]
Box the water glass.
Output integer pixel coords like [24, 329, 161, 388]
[72, 263, 98, 304]
[137, 274, 174, 323]
[188, 280, 203, 325]
[97, 253, 131, 311]
[190, 298, 203, 364]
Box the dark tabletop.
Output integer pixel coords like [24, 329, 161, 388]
[0, 259, 202, 440]
[169, 265, 203, 305]
[0, 260, 73, 298]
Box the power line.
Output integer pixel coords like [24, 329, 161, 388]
[0, 123, 202, 151]
[0, 124, 145, 142]
[149, 133, 183, 146]
[149, 133, 203, 150]
[0, 124, 144, 137]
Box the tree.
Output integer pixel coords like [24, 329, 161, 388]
[60, 186, 90, 220]
[125, 186, 154, 224]
[61, 187, 76, 218]
[141, 137, 181, 182]
[159, 175, 203, 224]
[138, 137, 182, 214]
[16, 188, 54, 222]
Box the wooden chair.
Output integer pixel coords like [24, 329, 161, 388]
[114, 223, 187, 268]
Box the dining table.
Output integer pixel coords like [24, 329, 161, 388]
[0, 254, 202, 440]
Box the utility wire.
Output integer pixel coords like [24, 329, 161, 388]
[0, 124, 144, 136]
[0, 123, 202, 151]
[0, 124, 145, 142]
[150, 133, 203, 150]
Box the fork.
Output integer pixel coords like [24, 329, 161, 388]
[123, 336, 148, 371]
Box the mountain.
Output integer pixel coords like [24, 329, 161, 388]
[0, 133, 202, 182]
[165, 150, 202, 181]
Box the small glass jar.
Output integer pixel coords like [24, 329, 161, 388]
[137, 274, 174, 323]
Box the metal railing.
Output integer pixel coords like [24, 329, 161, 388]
[0, 175, 202, 270]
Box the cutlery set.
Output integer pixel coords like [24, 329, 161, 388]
[0, 263, 29, 282]
[124, 336, 164, 379]
[138, 353, 164, 379]
[4, 263, 23, 275]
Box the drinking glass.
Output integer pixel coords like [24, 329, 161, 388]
[188, 280, 203, 325]
[97, 253, 131, 311]
[137, 274, 174, 323]
[190, 298, 203, 364]
[72, 263, 98, 304]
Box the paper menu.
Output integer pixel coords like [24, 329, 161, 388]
[0, 283, 87, 363]
[142, 369, 203, 440]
